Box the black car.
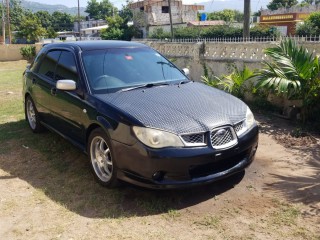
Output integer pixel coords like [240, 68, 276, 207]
[23, 41, 258, 189]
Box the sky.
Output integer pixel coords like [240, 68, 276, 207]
[27, 0, 270, 10]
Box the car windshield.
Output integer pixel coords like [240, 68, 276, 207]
[82, 47, 187, 93]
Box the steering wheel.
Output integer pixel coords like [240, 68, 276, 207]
[93, 75, 124, 89]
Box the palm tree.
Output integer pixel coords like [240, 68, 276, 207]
[255, 38, 320, 122]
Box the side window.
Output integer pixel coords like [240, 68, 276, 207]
[55, 51, 78, 82]
[37, 51, 61, 80]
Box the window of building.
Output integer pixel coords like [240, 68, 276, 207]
[140, 7, 144, 12]
[162, 6, 169, 13]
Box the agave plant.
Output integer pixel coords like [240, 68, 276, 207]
[255, 38, 320, 122]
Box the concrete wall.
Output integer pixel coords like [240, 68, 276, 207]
[138, 40, 320, 81]
[0, 44, 42, 61]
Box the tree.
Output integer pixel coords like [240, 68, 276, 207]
[16, 15, 46, 42]
[35, 11, 53, 29]
[255, 39, 320, 122]
[51, 11, 73, 31]
[296, 12, 320, 35]
[300, 0, 320, 4]
[101, 14, 140, 40]
[207, 9, 242, 23]
[119, 0, 133, 22]
[8, 0, 28, 31]
[267, 0, 298, 10]
[85, 0, 115, 20]
[101, 15, 124, 40]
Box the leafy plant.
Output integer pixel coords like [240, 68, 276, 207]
[254, 38, 320, 122]
[217, 65, 254, 99]
[201, 63, 219, 88]
[20, 45, 36, 61]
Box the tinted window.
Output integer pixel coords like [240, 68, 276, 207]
[38, 51, 61, 80]
[55, 51, 78, 82]
[30, 48, 46, 72]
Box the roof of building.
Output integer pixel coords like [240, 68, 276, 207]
[81, 25, 109, 31]
[187, 20, 226, 26]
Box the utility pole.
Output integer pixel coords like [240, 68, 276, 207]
[1, 0, 5, 44]
[168, 0, 174, 40]
[243, 0, 250, 40]
[77, 0, 81, 40]
[6, 0, 11, 44]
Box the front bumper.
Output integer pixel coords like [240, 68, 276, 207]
[112, 125, 259, 189]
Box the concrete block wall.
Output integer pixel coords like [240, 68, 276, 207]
[140, 41, 320, 81]
[0, 44, 42, 61]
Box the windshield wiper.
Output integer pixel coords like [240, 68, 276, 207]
[120, 82, 169, 92]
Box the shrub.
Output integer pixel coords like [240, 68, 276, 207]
[149, 25, 277, 39]
[20, 45, 36, 61]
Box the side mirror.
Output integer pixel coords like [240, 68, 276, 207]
[56, 80, 76, 91]
[182, 68, 190, 76]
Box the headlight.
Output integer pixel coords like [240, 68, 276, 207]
[133, 126, 184, 148]
[245, 107, 255, 130]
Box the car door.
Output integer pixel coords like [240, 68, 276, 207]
[30, 50, 61, 124]
[49, 50, 89, 144]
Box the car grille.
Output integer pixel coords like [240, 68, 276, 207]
[210, 127, 236, 149]
[181, 133, 204, 144]
[234, 121, 244, 133]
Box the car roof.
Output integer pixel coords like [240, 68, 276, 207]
[44, 40, 148, 51]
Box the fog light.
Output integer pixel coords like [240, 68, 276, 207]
[152, 171, 164, 181]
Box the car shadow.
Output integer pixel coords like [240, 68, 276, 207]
[0, 120, 245, 219]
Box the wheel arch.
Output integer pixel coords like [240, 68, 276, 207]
[85, 117, 113, 152]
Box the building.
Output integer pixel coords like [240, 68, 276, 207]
[73, 19, 108, 34]
[80, 25, 108, 37]
[260, 4, 320, 36]
[129, 0, 204, 37]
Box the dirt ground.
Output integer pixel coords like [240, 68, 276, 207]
[0, 61, 319, 239]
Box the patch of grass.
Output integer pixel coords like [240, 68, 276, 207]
[165, 209, 181, 219]
[194, 215, 221, 229]
[135, 196, 170, 214]
[270, 200, 300, 226]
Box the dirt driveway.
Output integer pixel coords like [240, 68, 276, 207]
[0, 62, 319, 239]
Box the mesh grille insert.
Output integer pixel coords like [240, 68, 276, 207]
[234, 121, 244, 133]
[210, 127, 235, 147]
[181, 133, 204, 144]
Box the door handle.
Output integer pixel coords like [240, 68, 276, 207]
[51, 88, 57, 96]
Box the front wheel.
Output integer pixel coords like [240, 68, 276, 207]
[88, 128, 118, 187]
[25, 96, 44, 133]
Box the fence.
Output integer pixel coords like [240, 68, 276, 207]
[135, 35, 320, 43]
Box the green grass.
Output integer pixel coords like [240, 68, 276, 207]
[0, 70, 25, 123]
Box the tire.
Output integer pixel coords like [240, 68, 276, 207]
[88, 128, 118, 188]
[25, 96, 44, 133]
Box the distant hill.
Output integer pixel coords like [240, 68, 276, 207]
[198, 0, 269, 13]
[21, 0, 87, 16]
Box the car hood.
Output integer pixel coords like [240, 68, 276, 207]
[95, 82, 247, 135]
